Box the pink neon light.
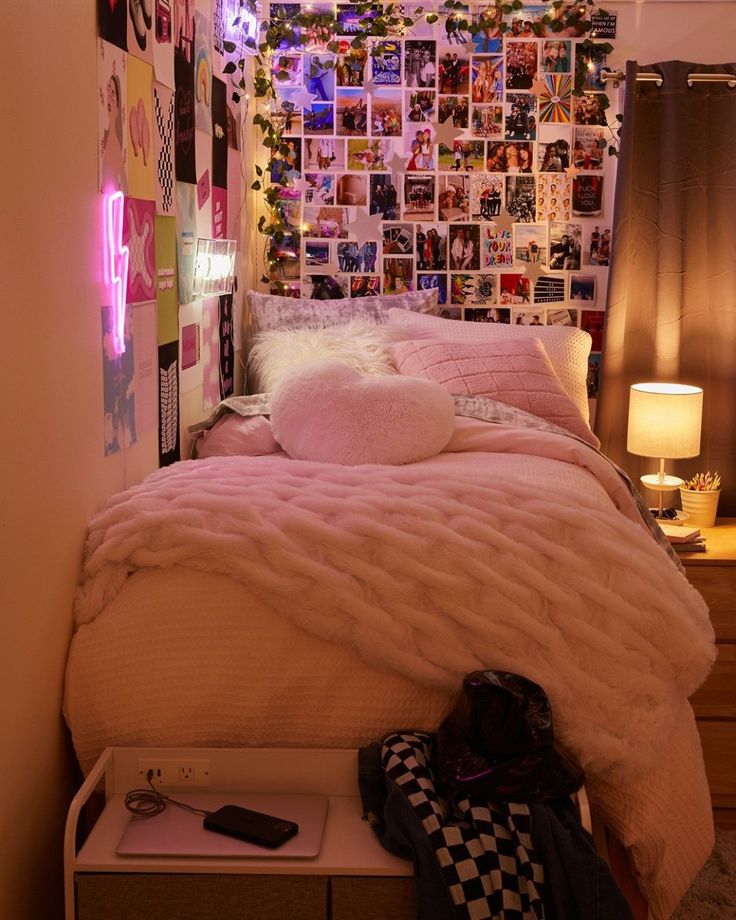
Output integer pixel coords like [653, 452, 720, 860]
[103, 191, 129, 356]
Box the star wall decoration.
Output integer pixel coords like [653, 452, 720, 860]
[350, 208, 384, 246]
[565, 164, 581, 178]
[431, 116, 466, 148]
[386, 151, 408, 175]
[524, 262, 547, 285]
[530, 77, 549, 97]
[288, 86, 319, 111]
[492, 209, 515, 234]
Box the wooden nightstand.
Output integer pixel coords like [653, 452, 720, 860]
[681, 518, 736, 819]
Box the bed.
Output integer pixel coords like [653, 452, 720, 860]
[65, 295, 716, 919]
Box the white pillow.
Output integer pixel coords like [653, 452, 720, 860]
[387, 307, 592, 422]
[248, 319, 397, 393]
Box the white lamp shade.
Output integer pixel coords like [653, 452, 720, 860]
[627, 383, 703, 459]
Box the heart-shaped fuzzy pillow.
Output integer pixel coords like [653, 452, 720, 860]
[271, 359, 456, 466]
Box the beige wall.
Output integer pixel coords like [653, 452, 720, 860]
[0, 2, 735, 919]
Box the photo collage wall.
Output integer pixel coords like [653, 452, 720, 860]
[96, 0, 245, 463]
[266, 1, 618, 406]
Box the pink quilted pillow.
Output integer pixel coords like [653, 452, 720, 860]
[392, 338, 600, 447]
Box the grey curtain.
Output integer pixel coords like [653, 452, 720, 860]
[596, 60, 736, 514]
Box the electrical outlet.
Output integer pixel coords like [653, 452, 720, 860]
[138, 758, 211, 788]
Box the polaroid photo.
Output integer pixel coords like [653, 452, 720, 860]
[532, 273, 566, 305]
[273, 101, 303, 137]
[569, 273, 597, 303]
[406, 90, 436, 124]
[511, 307, 544, 325]
[470, 173, 504, 221]
[336, 173, 368, 207]
[482, 224, 513, 267]
[505, 174, 536, 222]
[382, 256, 415, 294]
[438, 173, 471, 221]
[505, 41, 538, 90]
[272, 53, 302, 87]
[370, 174, 400, 219]
[269, 138, 302, 183]
[304, 240, 331, 266]
[536, 173, 572, 222]
[505, 5, 554, 38]
[549, 221, 583, 270]
[537, 73, 573, 124]
[415, 223, 448, 270]
[513, 223, 548, 266]
[370, 89, 403, 136]
[580, 308, 605, 351]
[402, 173, 436, 219]
[505, 93, 538, 141]
[382, 222, 415, 255]
[452, 274, 498, 307]
[269, 4, 302, 50]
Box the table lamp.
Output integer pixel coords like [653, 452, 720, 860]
[627, 382, 703, 518]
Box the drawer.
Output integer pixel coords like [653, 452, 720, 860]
[685, 568, 736, 641]
[696, 721, 736, 797]
[690, 644, 736, 718]
[331, 877, 416, 920]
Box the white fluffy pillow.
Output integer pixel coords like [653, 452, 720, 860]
[270, 359, 456, 466]
[248, 319, 397, 393]
[387, 307, 592, 422]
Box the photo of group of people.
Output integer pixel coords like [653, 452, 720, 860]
[265, 2, 613, 376]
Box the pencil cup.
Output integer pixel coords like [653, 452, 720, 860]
[679, 489, 720, 528]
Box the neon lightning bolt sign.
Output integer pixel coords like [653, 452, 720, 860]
[103, 191, 129, 356]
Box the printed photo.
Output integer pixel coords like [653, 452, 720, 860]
[337, 241, 379, 272]
[336, 4, 378, 36]
[370, 89, 403, 136]
[438, 95, 469, 128]
[585, 225, 611, 265]
[548, 308, 578, 326]
[98, 40, 128, 194]
[538, 73, 573, 123]
[577, 45, 607, 91]
[336, 89, 369, 135]
[471, 105, 504, 138]
[537, 125, 571, 172]
[438, 52, 470, 95]
[303, 137, 346, 171]
[336, 42, 368, 86]
[417, 272, 448, 304]
[304, 240, 330, 265]
[403, 174, 436, 219]
[574, 94, 607, 125]
[505, 41, 538, 90]
[514, 223, 548, 265]
[270, 281, 301, 297]
[449, 224, 481, 271]
[537, 174, 572, 222]
[569, 273, 597, 303]
[383, 222, 415, 255]
[471, 56, 504, 103]
[580, 309, 605, 350]
[549, 221, 583, 270]
[471, 4, 503, 53]
[351, 274, 382, 296]
[348, 138, 394, 170]
[370, 174, 400, 219]
[587, 353, 601, 398]
[573, 126, 605, 170]
[270, 138, 302, 183]
[269, 232, 301, 281]
[505, 175, 536, 221]
[451, 274, 497, 306]
[541, 40, 571, 73]
[500, 273, 532, 305]
[336, 173, 368, 207]
[406, 126, 436, 170]
[279, 196, 302, 231]
[302, 205, 350, 238]
[269, 4, 302, 49]
[505, 93, 537, 141]
[505, 6, 552, 38]
[402, 2, 436, 40]
[533, 273, 566, 305]
[407, 90, 436, 122]
[465, 306, 510, 322]
[275, 101, 303, 136]
[438, 174, 470, 221]
[486, 141, 533, 172]
[512, 309, 545, 325]
[304, 102, 335, 135]
[383, 256, 415, 293]
[440, 6, 472, 47]
[302, 9, 335, 52]
[415, 223, 448, 270]
[371, 40, 402, 86]
[303, 54, 336, 101]
[438, 140, 484, 171]
[304, 172, 335, 205]
[405, 41, 437, 87]
[273, 53, 302, 86]
[303, 273, 349, 297]
[471, 173, 504, 220]
[572, 175, 604, 217]
[482, 224, 513, 267]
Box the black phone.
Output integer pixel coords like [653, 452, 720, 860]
[203, 805, 299, 849]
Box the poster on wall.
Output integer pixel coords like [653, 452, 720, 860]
[126, 56, 156, 200]
[153, 83, 176, 215]
[201, 297, 222, 411]
[211, 76, 228, 190]
[123, 197, 157, 303]
[98, 40, 128, 194]
[131, 301, 159, 437]
[152, 0, 176, 88]
[101, 304, 136, 456]
[127, 0, 154, 63]
[158, 339, 180, 466]
[155, 215, 179, 344]
[98, 0, 127, 51]
[175, 53, 197, 182]
[218, 292, 235, 399]
[193, 9, 214, 133]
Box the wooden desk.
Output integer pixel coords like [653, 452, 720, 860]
[681, 519, 736, 814]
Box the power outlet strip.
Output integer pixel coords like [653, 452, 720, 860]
[138, 758, 211, 788]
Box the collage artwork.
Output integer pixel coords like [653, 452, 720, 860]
[96, 0, 244, 462]
[266, 1, 617, 408]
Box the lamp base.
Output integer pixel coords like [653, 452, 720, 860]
[640, 473, 684, 492]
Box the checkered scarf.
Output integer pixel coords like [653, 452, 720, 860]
[382, 732, 545, 920]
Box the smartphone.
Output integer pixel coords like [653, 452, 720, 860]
[203, 805, 299, 849]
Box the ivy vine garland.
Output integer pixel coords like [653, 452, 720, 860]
[224, 0, 617, 282]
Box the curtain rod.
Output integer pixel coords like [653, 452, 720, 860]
[601, 69, 736, 88]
